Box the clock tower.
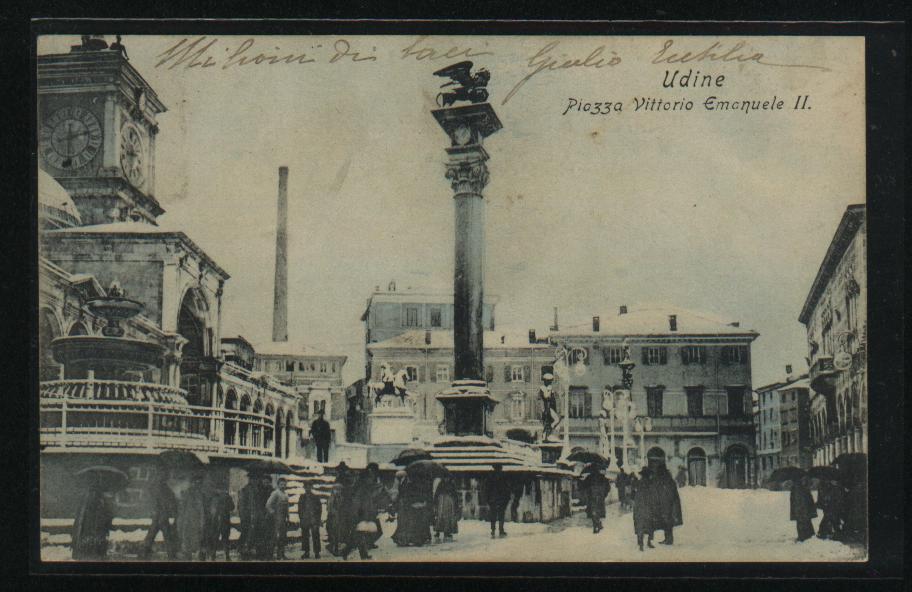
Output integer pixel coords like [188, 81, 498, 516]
[37, 36, 166, 226]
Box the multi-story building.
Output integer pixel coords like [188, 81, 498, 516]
[252, 342, 348, 454]
[755, 378, 784, 484]
[778, 376, 813, 469]
[364, 329, 553, 443]
[360, 282, 497, 377]
[37, 38, 302, 523]
[799, 204, 867, 465]
[552, 305, 759, 488]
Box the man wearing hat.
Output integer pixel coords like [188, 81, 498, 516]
[311, 411, 332, 463]
[265, 477, 290, 559]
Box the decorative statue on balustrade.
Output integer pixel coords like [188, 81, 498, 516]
[539, 373, 562, 442]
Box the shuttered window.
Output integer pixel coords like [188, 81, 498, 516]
[642, 346, 668, 365]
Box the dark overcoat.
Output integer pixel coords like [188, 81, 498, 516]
[652, 468, 683, 528]
[790, 482, 818, 522]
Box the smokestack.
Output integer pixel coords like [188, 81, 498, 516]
[550, 306, 559, 331]
[619, 305, 628, 315]
[528, 329, 536, 343]
[785, 364, 793, 378]
[272, 166, 289, 342]
[592, 316, 600, 332]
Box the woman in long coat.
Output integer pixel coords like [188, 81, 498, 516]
[392, 474, 433, 547]
[790, 476, 817, 542]
[652, 465, 683, 545]
[72, 480, 114, 560]
[432, 477, 461, 541]
[177, 474, 207, 560]
[632, 467, 655, 551]
[582, 470, 610, 533]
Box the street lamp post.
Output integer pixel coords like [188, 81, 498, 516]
[601, 389, 615, 463]
[617, 343, 637, 468]
[553, 344, 588, 460]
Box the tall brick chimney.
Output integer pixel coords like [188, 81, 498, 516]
[272, 166, 289, 342]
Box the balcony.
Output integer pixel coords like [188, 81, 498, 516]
[809, 355, 837, 395]
[40, 379, 279, 457]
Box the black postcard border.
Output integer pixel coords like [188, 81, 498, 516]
[7, 15, 905, 587]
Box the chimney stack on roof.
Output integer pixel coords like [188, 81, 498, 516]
[550, 306, 559, 331]
[529, 329, 536, 343]
[425, 330, 432, 345]
[619, 305, 628, 315]
[730, 321, 740, 328]
[669, 314, 677, 332]
[785, 364, 793, 378]
[592, 316, 600, 332]
[271, 166, 289, 343]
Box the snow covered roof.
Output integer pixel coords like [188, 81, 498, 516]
[360, 288, 499, 320]
[368, 330, 552, 351]
[553, 305, 757, 338]
[45, 220, 230, 280]
[38, 169, 81, 226]
[254, 341, 346, 359]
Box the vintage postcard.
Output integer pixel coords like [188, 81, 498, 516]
[36, 32, 870, 564]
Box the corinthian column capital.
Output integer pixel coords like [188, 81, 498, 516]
[445, 159, 490, 195]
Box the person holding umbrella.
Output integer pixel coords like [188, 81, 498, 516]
[203, 479, 234, 561]
[652, 463, 683, 545]
[177, 472, 207, 560]
[344, 463, 390, 560]
[140, 468, 178, 560]
[392, 461, 440, 546]
[789, 474, 818, 542]
[72, 469, 120, 560]
[580, 465, 611, 534]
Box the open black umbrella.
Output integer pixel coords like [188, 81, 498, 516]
[763, 466, 806, 489]
[391, 448, 433, 466]
[245, 458, 292, 475]
[807, 465, 841, 481]
[76, 466, 129, 492]
[404, 459, 450, 480]
[833, 453, 867, 484]
[157, 449, 205, 470]
[566, 450, 611, 467]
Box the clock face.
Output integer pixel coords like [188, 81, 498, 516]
[120, 123, 146, 187]
[39, 106, 103, 170]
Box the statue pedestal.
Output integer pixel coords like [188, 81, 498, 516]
[368, 396, 417, 445]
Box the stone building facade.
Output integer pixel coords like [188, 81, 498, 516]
[552, 306, 758, 488]
[364, 329, 554, 443]
[799, 204, 867, 465]
[755, 379, 784, 484]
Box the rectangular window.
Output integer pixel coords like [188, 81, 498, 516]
[569, 387, 591, 418]
[485, 365, 494, 383]
[728, 387, 745, 417]
[436, 364, 450, 383]
[685, 387, 704, 417]
[285, 361, 295, 372]
[298, 361, 305, 371]
[510, 395, 525, 422]
[722, 345, 748, 364]
[681, 346, 707, 365]
[641, 347, 668, 365]
[511, 365, 525, 383]
[646, 387, 664, 417]
[602, 346, 624, 365]
[405, 306, 419, 327]
[429, 307, 442, 328]
[320, 362, 328, 373]
[405, 365, 419, 382]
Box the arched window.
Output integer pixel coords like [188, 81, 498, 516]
[224, 389, 238, 446]
[264, 403, 275, 451]
[252, 398, 264, 450]
[239, 394, 252, 449]
[274, 408, 285, 458]
[686, 447, 707, 486]
[39, 308, 62, 381]
[285, 410, 294, 458]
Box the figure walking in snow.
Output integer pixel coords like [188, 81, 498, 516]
[581, 467, 610, 534]
[652, 464, 683, 545]
[72, 476, 114, 561]
[790, 476, 817, 542]
[433, 476, 461, 541]
[632, 467, 656, 551]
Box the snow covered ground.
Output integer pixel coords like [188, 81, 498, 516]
[41, 487, 865, 563]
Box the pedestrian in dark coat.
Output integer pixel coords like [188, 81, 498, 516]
[203, 484, 234, 560]
[582, 469, 610, 533]
[433, 476, 461, 540]
[177, 473, 207, 560]
[298, 481, 323, 559]
[392, 473, 433, 547]
[140, 474, 178, 559]
[615, 469, 629, 511]
[344, 464, 390, 559]
[632, 467, 655, 551]
[72, 479, 114, 561]
[790, 476, 817, 542]
[653, 465, 683, 545]
[251, 474, 276, 560]
[816, 478, 846, 540]
[311, 412, 332, 463]
[485, 464, 512, 538]
[327, 464, 356, 556]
